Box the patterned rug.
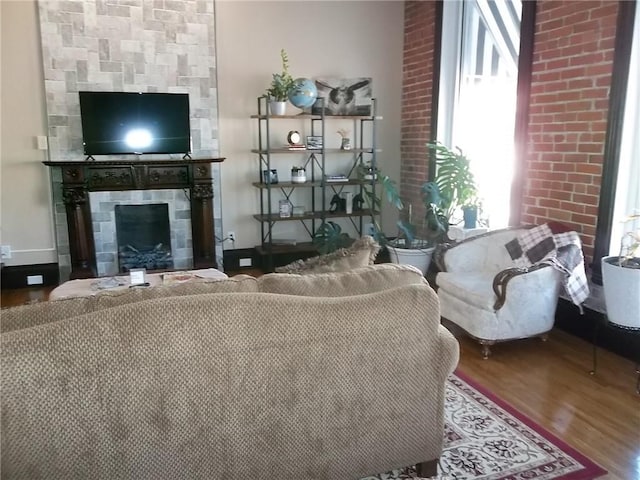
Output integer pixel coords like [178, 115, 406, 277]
[362, 371, 606, 480]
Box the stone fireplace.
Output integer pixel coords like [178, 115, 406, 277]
[45, 158, 223, 279]
[37, 0, 223, 280]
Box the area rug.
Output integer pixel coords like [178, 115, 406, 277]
[362, 371, 606, 480]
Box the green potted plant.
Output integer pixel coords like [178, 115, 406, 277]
[601, 214, 640, 330]
[311, 162, 402, 255]
[265, 49, 294, 115]
[386, 142, 479, 273]
[312, 142, 478, 274]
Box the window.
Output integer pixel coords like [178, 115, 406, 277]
[609, 3, 640, 256]
[438, 0, 522, 228]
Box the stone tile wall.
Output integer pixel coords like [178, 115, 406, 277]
[38, 0, 222, 278]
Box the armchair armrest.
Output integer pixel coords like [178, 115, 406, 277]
[492, 263, 554, 310]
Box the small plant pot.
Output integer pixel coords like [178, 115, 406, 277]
[601, 255, 640, 329]
[340, 138, 352, 150]
[387, 240, 435, 275]
[462, 206, 478, 229]
[269, 101, 286, 116]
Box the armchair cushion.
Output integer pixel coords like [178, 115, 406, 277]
[441, 229, 529, 274]
[435, 272, 497, 311]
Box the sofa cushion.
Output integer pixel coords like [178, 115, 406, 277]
[275, 235, 380, 274]
[259, 264, 427, 296]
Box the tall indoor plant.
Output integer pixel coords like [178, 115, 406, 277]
[601, 214, 640, 329]
[387, 142, 478, 273]
[265, 49, 294, 115]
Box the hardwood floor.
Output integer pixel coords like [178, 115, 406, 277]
[1, 281, 638, 480]
[455, 329, 639, 480]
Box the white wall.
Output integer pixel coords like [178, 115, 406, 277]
[0, 0, 405, 267]
[215, 1, 405, 249]
[0, 0, 56, 266]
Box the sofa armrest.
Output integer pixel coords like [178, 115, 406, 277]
[438, 324, 460, 378]
[492, 263, 555, 310]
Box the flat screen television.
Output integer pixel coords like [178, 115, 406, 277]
[79, 91, 191, 156]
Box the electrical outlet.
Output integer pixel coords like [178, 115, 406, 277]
[228, 231, 236, 243]
[36, 135, 48, 150]
[239, 258, 252, 267]
[27, 275, 44, 286]
[1, 245, 11, 259]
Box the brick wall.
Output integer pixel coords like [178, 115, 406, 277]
[400, 0, 619, 265]
[524, 0, 618, 264]
[400, 1, 438, 228]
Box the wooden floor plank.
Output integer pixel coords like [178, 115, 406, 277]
[2, 283, 638, 479]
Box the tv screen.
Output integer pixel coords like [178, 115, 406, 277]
[79, 91, 191, 156]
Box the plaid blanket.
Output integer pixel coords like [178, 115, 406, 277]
[505, 224, 590, 312]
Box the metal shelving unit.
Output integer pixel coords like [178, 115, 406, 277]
[252, 96, 381, 271]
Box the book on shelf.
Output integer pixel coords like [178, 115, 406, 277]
[325, 174, 349, 182]
[287, 144, 307, 150]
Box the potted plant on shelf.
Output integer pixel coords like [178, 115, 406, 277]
[601, 214, 640, 330]
[265, 49, 294, 116]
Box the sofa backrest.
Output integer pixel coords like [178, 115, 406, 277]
[1, 265, 428, 334]
[1, 284, 458, 480]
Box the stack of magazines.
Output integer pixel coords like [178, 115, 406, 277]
[325, 174, 349, 182]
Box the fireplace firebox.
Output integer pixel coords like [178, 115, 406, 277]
[115, 204, 173, 272]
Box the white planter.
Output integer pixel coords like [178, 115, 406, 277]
[387, 242, 435, 275]
[601, 255, 640, 329]
[269, 101, 286, 116]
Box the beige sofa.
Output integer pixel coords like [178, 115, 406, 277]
[1, 264, 459, 480]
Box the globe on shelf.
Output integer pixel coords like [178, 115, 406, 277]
[288, 78, 318, 109]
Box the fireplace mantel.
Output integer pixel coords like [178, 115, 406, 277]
[44, 158, 225, 279]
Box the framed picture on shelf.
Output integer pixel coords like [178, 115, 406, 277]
[311, 78, 372, 116]
[262, 169, 278, 184]
[306, 136, 323, 150]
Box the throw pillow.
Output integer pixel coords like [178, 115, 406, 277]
[505, 223, 555, 267]
[275, 235, 381, 274]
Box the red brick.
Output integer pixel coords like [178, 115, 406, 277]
[560, 202, 585, 214]
[576, 163, 603, 175]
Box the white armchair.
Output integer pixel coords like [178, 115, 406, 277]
[435, 227, 564, 358]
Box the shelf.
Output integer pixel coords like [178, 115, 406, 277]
[256, 242, 318, 255]
[253, 211, 378, 222]
[251, 148, 378, 154]
[250, 114, 382, 120]
[252, 96, 381, 270]
[252, 180, 365, 189]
